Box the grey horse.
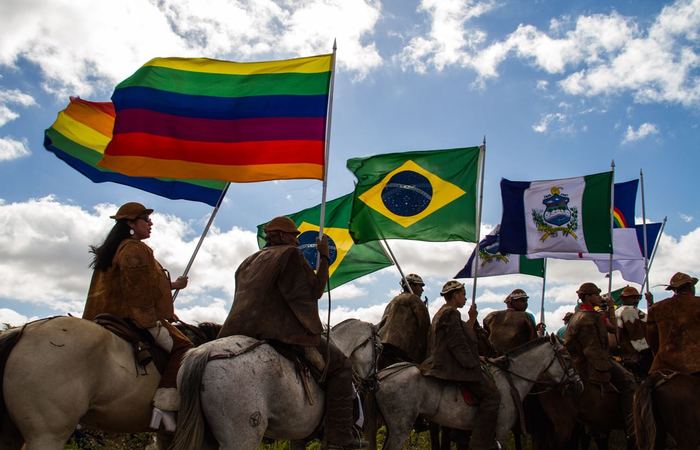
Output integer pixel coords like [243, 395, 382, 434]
[375, 335, 580, 450]
[171, 319, 378, 450]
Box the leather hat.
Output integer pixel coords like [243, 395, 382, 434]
[441, 280, 464, 296]
[665, 272, 698, 290]
[405, 273, 425, 286]
[563, 312, 574, 323]
[505, 288, 529, 303]
[110, 202, 153, 220]
[620, 285, 641, 299]
[576, 282, 601, 295]
[263, 216, 300, 235]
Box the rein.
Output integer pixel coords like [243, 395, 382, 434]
[348, 323, 381, 394]
[493, 342, 578, 392]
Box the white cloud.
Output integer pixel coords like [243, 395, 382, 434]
[400, 0, 700, 106]
[396, 0, 496, 73]
[0, 137, 30, 161]
[0, 88, 36, 127]
[532, 112, 567, 133]
[679, 212, 694, 223]
[0, 0, 382, 97]
[622, 122, 659, 144]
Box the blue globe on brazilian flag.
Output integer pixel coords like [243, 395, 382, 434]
[347, 147, 481, 244]
[256, 194, 393, 290]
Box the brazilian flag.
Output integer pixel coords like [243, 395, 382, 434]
[256, 194, 393, 290]
[347, 147, 480, 244]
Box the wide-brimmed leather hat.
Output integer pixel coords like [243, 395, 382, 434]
[263, 216, 300, 235]
[441, 280, 464, 296]
[110, 202, 153, 220]
[405, 273, 425, 286]
[620, 285, 641, 299]
[576, 282, 601, 295]
[665, 272, 698, 290]
[505, 288, 529, 303]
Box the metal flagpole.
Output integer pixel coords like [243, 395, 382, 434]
[539, 258, 547, 336]
[471, 138, 486, 305]
[172, 183, 230, 301]
[640, 169, 650, 295]
[608, 160, 615, 297]
[642, 216, 667, 293]
[317, 40, 337, 240]
[318, 41, 337, 385]
[378, 238, 414, 295]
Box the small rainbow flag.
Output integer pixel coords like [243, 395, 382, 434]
[44, 97, 227, 206]
[98, 54, 333, 183]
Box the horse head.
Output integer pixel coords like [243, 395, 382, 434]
[330, 319, 382, 383]
[547, 333, 583, 394]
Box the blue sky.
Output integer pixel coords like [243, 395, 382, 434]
[1, 0, 698, 328]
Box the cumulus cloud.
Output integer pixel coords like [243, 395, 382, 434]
[0, 0, 382, 97]
[0, 88, 36, 127]
[622, 122, 659, 144]
[399, 0, 700, 106]
[396, 0, 496, 73]
[532, 112, 567, 133]
[0, 137, 30, 161]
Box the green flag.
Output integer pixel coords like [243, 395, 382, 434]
[347, 147, 481, 244]
[610, 287, 625, 307]
[256, 194, 393, 290]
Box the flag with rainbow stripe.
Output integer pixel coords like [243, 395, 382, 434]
[98, 54, 333, 183]
[44, 97, 227, 206]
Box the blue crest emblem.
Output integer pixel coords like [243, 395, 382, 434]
[532, 186, 579, 241]
[478, 232, 509, 265]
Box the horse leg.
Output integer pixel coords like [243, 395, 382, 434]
[428, 423, 440, 450]
[593, 434, 608, 450]
[362, 392, 378, 450]
[514, 429, 523, 450]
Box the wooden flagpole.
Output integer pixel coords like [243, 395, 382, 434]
[642, 216, 667, 293]
[172, 183, 230, 301]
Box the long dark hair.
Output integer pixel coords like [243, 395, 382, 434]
[89, 220, 132, 270]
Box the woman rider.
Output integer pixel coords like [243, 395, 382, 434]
[82, 202, 192, 432]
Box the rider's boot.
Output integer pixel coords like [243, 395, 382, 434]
[150, 387, 179, 432]
[324, 363, 366, 449]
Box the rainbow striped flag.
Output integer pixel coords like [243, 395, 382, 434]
[98, 54, 333, 182]
[44, 97, 227, 206]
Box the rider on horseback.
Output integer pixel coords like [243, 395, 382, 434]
[218, 216, 364, 450]
[646, 272, 700, 375]
[564, 282, 636, 442]
[420, 280, 501, 450]
[83, 202, 193, 432]
[376, 273, 431, 369]
[483, 289, 538, 354]
[615, 286, 653, 378]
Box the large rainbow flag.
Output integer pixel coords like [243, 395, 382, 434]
[98, 54, 333, 182]
[44, 97, 227, 206]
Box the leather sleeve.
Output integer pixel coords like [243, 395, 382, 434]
[645, 307, 659, 354]
[441, 309, 479, 369]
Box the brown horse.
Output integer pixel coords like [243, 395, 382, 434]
[634, 372, 700, 450]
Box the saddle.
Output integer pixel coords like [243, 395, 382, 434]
[92, 314, 168, 374]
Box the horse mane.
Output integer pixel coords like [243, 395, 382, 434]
[505, 336, 551, 358]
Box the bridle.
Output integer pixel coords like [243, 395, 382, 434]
[347, 323, 382, 394]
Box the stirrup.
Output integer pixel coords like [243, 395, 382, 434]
[150, 407, 177, 432]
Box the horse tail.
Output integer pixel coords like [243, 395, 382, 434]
[170, 345, 213, 450]
[633, 375, 658, 450]
[0, 327, 25, 449]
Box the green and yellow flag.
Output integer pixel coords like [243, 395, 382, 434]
[347, 147, 481, 244]
[256, 194, 393, 290]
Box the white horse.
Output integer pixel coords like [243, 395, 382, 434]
[375, 335, 580, 450]
[171, 318, 379, 450]
[0, 316, 167, 450]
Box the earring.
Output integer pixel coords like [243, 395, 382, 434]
[130, 229, 135, 236]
